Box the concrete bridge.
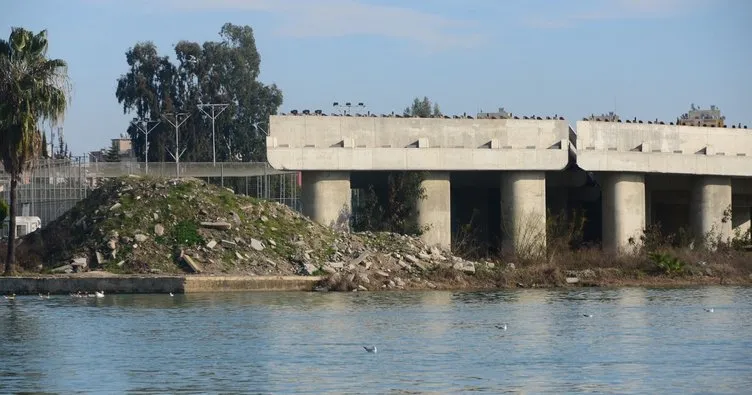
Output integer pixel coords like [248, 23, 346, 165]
[267, 114, 752, 253]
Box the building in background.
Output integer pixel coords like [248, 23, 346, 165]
[677, 104, 725, 127]
[589, 112, 620, 122]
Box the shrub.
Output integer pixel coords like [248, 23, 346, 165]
[648, 252, 685, 274]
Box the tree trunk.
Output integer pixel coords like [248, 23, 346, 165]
[4, 177, 17, 276]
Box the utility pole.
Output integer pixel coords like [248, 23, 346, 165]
[131, 118, 161, 175]
[162, 112, 190, 178]
[197, 103, 229, 166]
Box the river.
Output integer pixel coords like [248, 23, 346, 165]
[1, 287, 751, 394]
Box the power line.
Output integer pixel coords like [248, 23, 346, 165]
[162, 112, 191, 178]
[131, 118, 161, 175]
[197, 103, 229, 166]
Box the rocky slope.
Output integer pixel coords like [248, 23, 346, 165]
[11, 176, 484, 290]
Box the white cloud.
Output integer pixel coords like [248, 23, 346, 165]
[525, 0, 713, 29]
[162, 0, 485, 50]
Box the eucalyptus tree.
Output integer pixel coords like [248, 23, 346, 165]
[0, 27, 70, 274]
[116, 23, 283, 164]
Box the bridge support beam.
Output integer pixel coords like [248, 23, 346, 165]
[417, 172, 451, 249]
[501, 171, 546, 257]
[691, 176, 732, 247]
[602, 173, 645, 253]
[301, 171, 352, 231]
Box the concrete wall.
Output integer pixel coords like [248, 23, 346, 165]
[602, 173, 646, 253]
[500, 171, 547, 255]
[0, 275, 322, 294]
[268, 116, 570, 171]
[576, 121, 752, 176]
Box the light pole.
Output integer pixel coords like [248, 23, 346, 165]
[333, 101, 365, 116]
[162, 112, 190, 178]
[131, 118, 160, 175]
[197, 103, 229, 166]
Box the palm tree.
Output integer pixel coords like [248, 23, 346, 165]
[0, 27, 70, 275]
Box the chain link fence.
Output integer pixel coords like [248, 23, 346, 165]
[1, 157, 302, 236]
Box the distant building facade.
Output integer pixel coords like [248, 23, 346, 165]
[477, 107, 512, 119]
[589, 112, 620, 122]
[677, 104, 725, 127]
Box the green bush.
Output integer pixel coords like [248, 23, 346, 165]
[648, 252, 685, 274]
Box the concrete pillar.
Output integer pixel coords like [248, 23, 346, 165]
[731, 206, 750, 240]
[691, 176, 732, 246]
[602, 173, 645, 253]
[301, 171, 351, 231]
[417, 172, 451, 249]
[500, 171, 546, 256]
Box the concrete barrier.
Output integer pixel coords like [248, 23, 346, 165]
[0, 275, 322, 294]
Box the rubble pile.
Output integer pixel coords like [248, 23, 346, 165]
[13, 176, 487, 290]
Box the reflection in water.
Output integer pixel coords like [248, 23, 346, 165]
[1, 287, 751, 393]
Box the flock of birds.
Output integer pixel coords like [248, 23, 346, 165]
[2, 290, 179, 301]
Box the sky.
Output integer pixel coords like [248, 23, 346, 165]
[2, 0, 751, 155]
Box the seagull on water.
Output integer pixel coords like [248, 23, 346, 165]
[94, 291, 105, 298]
[169, 292, 174, 297]
[495, 324, 508, 331]
[363, 346, 377, 353]
[39, 293, 50, 299]
[4, 294, 16, 300]
[704, 308, 714, 313]
[583, 314, 593, 318]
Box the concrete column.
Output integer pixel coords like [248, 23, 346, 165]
[301, 171, 351, 231]
[691, 176, 732, 246]
[602, 173, 645, 253]
[417, 172, 451, 249]
[500, 171, 546, 256]
[731, 206, 750, 240]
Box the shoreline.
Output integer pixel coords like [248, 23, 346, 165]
[1, 271, 749, 295]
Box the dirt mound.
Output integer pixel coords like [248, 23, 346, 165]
[10, 176, 483, 290]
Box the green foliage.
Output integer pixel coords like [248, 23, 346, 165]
[648, 252, 685, 275]
[0, 199, 7, 223]
[404, 96, 442, 118]
[115, 23, 283, 163]
[171, 220, 203, 246]
[104, 142, 120, 162]
[0, 27, 70, 274]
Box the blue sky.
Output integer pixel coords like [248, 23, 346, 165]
[3, 0, 751, 155]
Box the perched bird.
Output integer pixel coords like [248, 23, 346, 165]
[363, 346, 377, 353]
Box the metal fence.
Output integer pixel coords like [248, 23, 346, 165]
[1, 157, 302, 235]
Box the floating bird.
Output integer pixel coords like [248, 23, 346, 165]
[704, 308, 714, 313]
[583, 314, 593, 318]
[495, 324, 508, 331]
[4, 294, 16, 300]
[169, 292, 174, 297]
[39, 293, 50, 299]
[363, 346, 377, 353]
[95, 291, 105, 298]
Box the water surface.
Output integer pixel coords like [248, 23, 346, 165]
[2, 287, 751, 394]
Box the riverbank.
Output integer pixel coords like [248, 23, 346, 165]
[1, 261, 750, 295]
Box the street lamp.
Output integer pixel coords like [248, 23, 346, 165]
[197, 103, 229, 166]
[162, 112, 191, 178]
[131, 118, 161, 175]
